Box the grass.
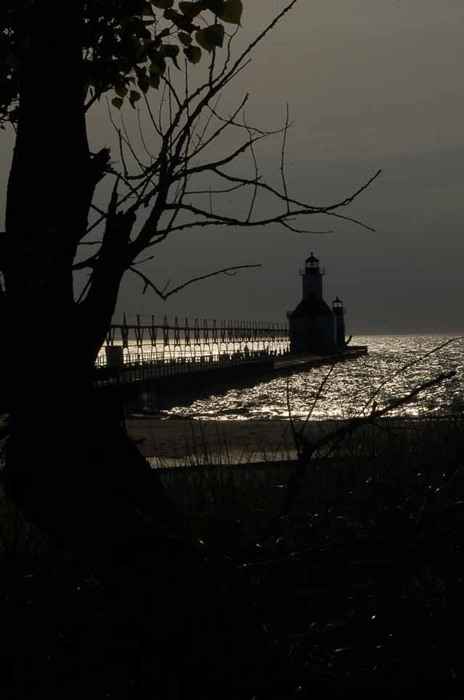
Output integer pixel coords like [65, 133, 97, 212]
[133, 416, 299, 467]
[1, 413, 464, 697]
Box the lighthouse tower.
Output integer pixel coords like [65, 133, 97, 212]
[332, 296, 346, 349]
[301, 252, 324, 300]
[288, 253, 336, 353]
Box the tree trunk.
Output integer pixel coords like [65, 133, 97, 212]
[2, 343, 262, 695]
[1, 4, 263, 694]
[2, 0, 177, 534]
[1, 0, 187, 612]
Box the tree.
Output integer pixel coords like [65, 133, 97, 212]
[0, 1, 379, 693]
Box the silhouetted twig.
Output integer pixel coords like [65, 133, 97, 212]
[274, 369, 456, 537]
[129, 264, 261, 300]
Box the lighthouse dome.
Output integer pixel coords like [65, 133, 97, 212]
[305, 252, 319, 264]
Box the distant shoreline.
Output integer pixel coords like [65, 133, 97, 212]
[125, 414, 448, 464]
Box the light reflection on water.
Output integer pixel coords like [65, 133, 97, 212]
[166, 335, 464, 421]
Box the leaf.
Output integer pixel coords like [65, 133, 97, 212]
[114, 83, 128, 98]
[202, 0, 242, 24]
[152, 0, 174, 8]
[149, 74, 161, 88]
[160, 44, 180, 59]
[161, 43, 180, 68]
[179, 2, 203, 19]
[178, 31, 192, 46]
[8, 107, 19, 123]
[137, 78, 150, 93]
[217, 0, 243, 25]
[157, 27, 172, 41]
[111, 97, 124, 110]
[184, 45, 202, 64]
[163, 8, 179, 20]
[129, 89, 141, 107]
[163, 8, 196, 31]
[148, 51, 167, 75]
[195, 24, 224, 52]
[201, 0, 225, 15]
[149, 74, 161, 89]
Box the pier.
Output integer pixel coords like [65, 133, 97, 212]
[94, 315, 367, 410]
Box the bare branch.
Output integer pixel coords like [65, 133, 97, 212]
[129, 264, 261, 300]
[211, 166, 382, 218]
[356, 335, 464, 419]
[207, 101, 284, 138]
[321, 211, 376, 233]
[132, 254, 155, 267]
[161, 72, 182, 111]
[327, 371, 456, 444]
[276, 369, 457, 528]
[280, 221, 332, 235]
[190, 94, 250, 159]
[121, 110, 146, 174]
[106, 99, 143, 179]
[299, 361, 338, 434]
[208, 41, 217, 88]
[158, 201, 370, 235]
[73, 254, 99, 271]
[322, 169, 382, 213]
[172, 131, 269, 183]
[143, 91, 163, 138]
[80, 0, 380, 298]
[227, 1, 299, 85]
[244, 118, 259, 223]
[192, 94, 222, 153]
[185, 182, 247, 196]
[280, 103, 291, 213]
[286, 375, 301, 459]
[137, 106, 156, 163]
[164, 173, 191, 234]
[90, 203, 107, 217]
[76, 273, 93, 304]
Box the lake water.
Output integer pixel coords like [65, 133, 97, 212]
[163, 334, 464, 421]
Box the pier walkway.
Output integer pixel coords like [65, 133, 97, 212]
[93, 315, 367, 408]
[94, 349, 276, 387]
[274, 346, 368, 374]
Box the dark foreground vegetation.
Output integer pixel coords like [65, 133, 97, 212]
[2, 414, 464, 698]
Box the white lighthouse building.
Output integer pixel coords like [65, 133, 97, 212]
[288, 253, 346, 353]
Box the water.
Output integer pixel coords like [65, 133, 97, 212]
[163, 334, 464, 421]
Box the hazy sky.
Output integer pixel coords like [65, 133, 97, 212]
[1, 0, 464, 333]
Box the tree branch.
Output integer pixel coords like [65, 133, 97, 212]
[211, 166, 382, 219]
[129, 263, 261, 300]
[276, 369, 457, 529]
[356, 335, 464, 419]
[280, 104, 291, 214]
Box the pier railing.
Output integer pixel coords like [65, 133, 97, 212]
[98, 315, 290, 367]
[94, 348, 278, 388]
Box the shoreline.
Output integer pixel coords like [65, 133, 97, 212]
[126, 416, 300, 463]
[125, 414, 452, 464]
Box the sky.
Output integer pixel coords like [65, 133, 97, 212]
[1, 0, 464, 333]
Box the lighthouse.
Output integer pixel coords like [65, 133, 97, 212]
[302, 252, 324, 299]
[288, 254, 346, 353]
[332, 296, 346, 349]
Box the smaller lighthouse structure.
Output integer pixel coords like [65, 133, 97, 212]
[288, 253, 347, 353]
[332, 296, 346, 349]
